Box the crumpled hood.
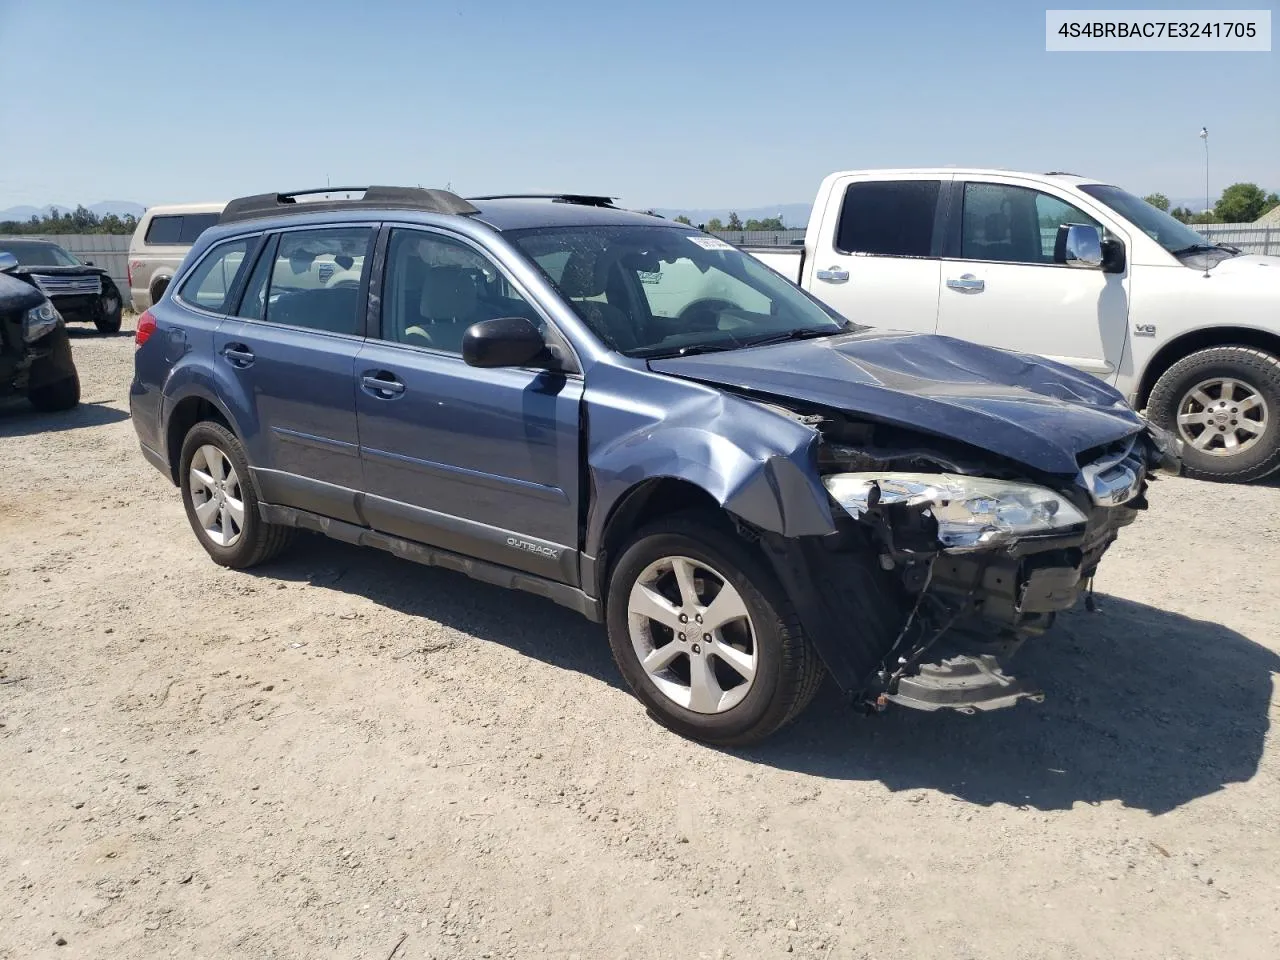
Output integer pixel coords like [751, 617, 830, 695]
[650, 330, 1147, 477]
[11, 264, 107, 277]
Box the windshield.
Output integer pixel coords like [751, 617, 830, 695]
[1078, 184, 1212, 256]
[508, 225, 849, 357]
[0, 240, 80, 267]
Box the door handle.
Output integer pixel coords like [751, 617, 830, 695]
[361, 373, 406, 398]
[815, 266, 850, 283]
[221, 344, 255, 367]
[946, 274, 985, 293]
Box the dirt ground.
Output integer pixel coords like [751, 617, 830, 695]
[2, 324, 1278, 960]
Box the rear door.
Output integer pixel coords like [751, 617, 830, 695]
[933, 177, 1129, 380]
[354, 225, 584, 584]
[802, 173, 950, 331]
[212, 224, 375, 523]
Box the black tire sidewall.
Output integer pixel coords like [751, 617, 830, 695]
[1148, 348, 1280, 482]
[178, 422, 267, 567]
[94, 289, 123, 333]
[605, 521, 792, 744]
[28, 374, 80, 412]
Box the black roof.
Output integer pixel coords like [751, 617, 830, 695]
[470, 199, 674, 231]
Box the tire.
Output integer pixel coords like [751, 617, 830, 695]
[606, 513, 824, 746]
[1147, 346, 1280, 483]
[178, 421, 295, 568]
[94, 286, 123, 334]
[28, 373, 80, 412]
[150, 277, 170, 305]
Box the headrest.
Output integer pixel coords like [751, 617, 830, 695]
[558, 252, 606, 298]
[420, 267, 477, 319]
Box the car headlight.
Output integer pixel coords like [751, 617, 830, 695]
[823, 472, 1089, 550]
[23, 299, 61, 343]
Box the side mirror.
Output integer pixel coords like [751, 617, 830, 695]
[462, 316, 550, 369]
[0, 252, 17, 272]
[1054, 224, 1102, 268]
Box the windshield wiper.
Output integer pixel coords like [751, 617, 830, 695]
[737, 326, 845, 349]
[1171, 242, 1239, 257]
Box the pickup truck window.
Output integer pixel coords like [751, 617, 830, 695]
[145, 213, 219, 245]
[382, 229, 537, 354]
[511, 225, 845, 358]
[836, 180, 939, 258]
[960, 183, 1100, 265]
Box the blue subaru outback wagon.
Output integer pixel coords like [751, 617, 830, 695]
[131, 187, 1178, 744]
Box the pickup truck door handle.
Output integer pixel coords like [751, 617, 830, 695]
[946, 274, 985, 293]
[361, 372, 406, 399]
[815, 266, 850, 283]
[221, 344, 255, 367]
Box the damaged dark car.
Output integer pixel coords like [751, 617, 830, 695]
[1, 251, 81, 411]
[0, 239, 124, 333]
[130, 188, 1178, 746]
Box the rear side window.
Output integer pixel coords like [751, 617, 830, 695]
[144, 213, 219, 245]
[178, 238, 252, 313]
[835, 180, 940, 257]
[258, 228, 372, 335]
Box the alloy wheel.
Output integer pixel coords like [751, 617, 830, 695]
[1176, 377, 1269, 456]
[626, 555, 758, 714]
[189, 444, 245, 547]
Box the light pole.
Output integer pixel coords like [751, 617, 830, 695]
[1199, 126, 1209, 217]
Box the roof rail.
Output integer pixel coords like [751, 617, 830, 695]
[219, 186, 479, 224]
[466, 193, 618, 208]
[1043, 171, 1081, 177]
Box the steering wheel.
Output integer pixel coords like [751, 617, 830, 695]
[676, 298, 737, 328]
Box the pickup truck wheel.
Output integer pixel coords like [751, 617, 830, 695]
[1147, 346, 1280, 482]
[28, 373, 80, 412]
[606, 515, 823, 746]
[179, 421, 295, 568]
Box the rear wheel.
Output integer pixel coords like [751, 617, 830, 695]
[179, 421, 295, 568]
[606, 514, 824, 746]
[150, 277, 170, 306]
[1147, 346, 1280, 482]
[28, 373, 80, 412]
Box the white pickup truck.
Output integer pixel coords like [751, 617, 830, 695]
[747, 169, 1280, 482]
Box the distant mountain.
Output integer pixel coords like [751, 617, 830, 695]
[652, 203, 812, 229]
[0, 201, 146, 221]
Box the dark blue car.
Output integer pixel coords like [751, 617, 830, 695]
[130, 187, 1177, 744]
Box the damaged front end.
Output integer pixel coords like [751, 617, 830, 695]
[765, 413, 1180, 716]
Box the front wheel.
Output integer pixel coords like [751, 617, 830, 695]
[179, 421, 295, 568]
[94, 286, 123, 334]
[606, 514, 824, 746]
[1147, 346, 1280, 482]
[28, 373, 80, 412]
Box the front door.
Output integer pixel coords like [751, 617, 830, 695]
[802, 173, 949, 332]
[355, 226, 584, 584]
[934, 178, 1129, 381]
[213, 225, 375, 523]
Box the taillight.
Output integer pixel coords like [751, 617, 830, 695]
[135, 310, 157, 347]
[127, 260, 134, 287]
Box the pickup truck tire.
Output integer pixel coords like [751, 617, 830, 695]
[606, 514, 824, 746]
[1147, 346, 1280, 483]
[179, 421, 295, 568]
[28, 373, 80, 412]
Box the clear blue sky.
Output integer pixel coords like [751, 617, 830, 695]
[0, 0, 1275, 210]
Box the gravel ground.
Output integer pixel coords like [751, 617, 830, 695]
[2, 325, 1278, 960]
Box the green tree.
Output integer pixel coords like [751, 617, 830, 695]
[1170, 206, 1193, 223]
[1214, 182, 1270, 223]
[1189, 210, 1219, 225]
[1142, 193, 1170, 212]
[726, 212, 743, 230]
[705, 217, 724, 232]
[673, 215, 692, 225]
[1264, 192, 1280, 217]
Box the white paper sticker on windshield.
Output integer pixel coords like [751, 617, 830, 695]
[686, 236, 735, 251]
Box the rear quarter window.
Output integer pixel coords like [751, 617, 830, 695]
[177, 237, 255, 313]
[144, 213, 219, 246]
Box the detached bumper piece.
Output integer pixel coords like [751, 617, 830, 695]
[886, 651, 1044, 714]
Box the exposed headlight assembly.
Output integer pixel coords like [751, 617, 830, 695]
[823, 472, 1088, 551]
[23, 299, 61, 343]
